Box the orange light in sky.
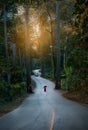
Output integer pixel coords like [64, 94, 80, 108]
[33, 24, 40, 38]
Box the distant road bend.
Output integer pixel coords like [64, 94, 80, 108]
[0, 76, 88, 130]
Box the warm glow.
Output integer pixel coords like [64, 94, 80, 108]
[17, 6, 24, 16]
[15, 7, 50, 54]
[30, 23, 41, 51]
[36, 24, 40, 34]
[33, 24, 40, 38]
[32, 44, 37, 51]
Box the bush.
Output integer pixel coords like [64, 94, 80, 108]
[10, 66, 25, 84]
[61, 79, 66, 90]
[11, 70, 23, 83]
[20, 82, 26, 93]
[0, 80, 7, 98]
[11, 82, 26, 97]
[11, 84, 21, 97]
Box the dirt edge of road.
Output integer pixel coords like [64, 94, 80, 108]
[0, 94, 28, 117]
[62, 91, 88, 105]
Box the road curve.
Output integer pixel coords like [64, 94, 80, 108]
[0, 76, 88, 130]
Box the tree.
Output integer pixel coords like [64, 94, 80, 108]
[25, 0, 32, 93]
[61, 0, 88, 92]
[4, 1, 11, 99]
[44, 0, 55, 78]
[55, 0, 61, 89]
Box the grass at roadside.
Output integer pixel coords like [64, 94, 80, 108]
[0, 94, 28, 117]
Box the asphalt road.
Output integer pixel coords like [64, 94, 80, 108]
[0, 76, 88, 130]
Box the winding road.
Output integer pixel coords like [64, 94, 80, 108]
[0, 76, 88, 130]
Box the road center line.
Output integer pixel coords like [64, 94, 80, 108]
[50, 110, 55, 130]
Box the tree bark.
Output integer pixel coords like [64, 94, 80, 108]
[25, 0, 32, 93]
[45, 1, 55, 79]
[4, 2, 11, 99]
[55, 1, 61, 89]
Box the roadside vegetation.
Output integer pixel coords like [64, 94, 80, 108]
[0, 0, 88, 116]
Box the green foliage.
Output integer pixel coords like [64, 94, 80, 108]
[0, 80, 7, 98]
[20, 82, 26, 93]
[66, 40, 87, 91]
[11, 83, 21, 97]
[11, 82, 26, 97]
[67, 40, 88, 89]
[62, 0, 88, 93]
[45, 72, 51, 78]
[74, 0, 88, 42]
[0, 80, 26, 102]
[61, 67, 72, 91]
[61, 79, 66, 90]
[11, 69, 23, 83]
[0, 0, 87, 96]
[64, 66, 72, 77]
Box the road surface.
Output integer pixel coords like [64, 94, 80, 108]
[0, 76, 88, 130]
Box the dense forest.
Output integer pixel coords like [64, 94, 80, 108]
[0, 0, 88, 103]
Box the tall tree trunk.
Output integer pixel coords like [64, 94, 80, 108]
[40, 42, 44, 77]
[25, 0, 32, 93]
[38, 38, 44, 77]
[12, 0, 17, 70]
[45, 1, 55, 79]
[4, 2, 11, 99]
[11, 43, 16, 69]
[55, 1, 61, 89]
